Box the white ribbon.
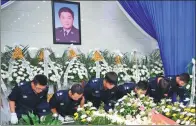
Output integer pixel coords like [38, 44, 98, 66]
[1, 78, 7, 94]
[21, 58, 33, 76]
[190, 58, 196, 105]
[95, 61, 100, 78]
[63, 57, 77, 89]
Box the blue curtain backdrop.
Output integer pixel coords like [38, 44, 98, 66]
[1, 0, 9, 5]
[118, 1, 195, 76]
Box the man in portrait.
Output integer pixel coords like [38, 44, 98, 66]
[55, 7, 80, 43]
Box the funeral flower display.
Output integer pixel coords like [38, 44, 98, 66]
[1, 63, 9, 82]
[157, 99, 196, 125]
[130, 64, 150, 82]
[66, 60, 88, 83]
[9, 60, 33, 85]
[149, 61, 164, 77]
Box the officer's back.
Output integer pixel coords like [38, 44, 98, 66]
[84, 72, 118, 111]
[117, 82, 136, 99]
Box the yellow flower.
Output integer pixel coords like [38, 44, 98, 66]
[166, 112, 170, 116]
[86, 111, 90, 115]
[190, 109, 195, 113]
[81, 119, 86, 122]
[189, 117, 193, 121]
[167, 105, 172, 109]
[74, 113, 78, 120]
[184, 117, 189, 121]
[172, 113, 177, 117]
[185, 108, 190, 112]
[180, 115, 184, 119]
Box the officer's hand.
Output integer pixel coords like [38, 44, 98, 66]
[10, 113, 18, 124]
[52, 113, 58, 118]
[58, 114, 65, 122]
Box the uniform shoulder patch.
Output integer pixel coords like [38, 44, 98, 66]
[92, 79, 98, 83]
[18, 82, 24, 86]
[57, 92, 63, 97]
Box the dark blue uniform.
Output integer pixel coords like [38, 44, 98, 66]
[168, 76, 189, 105]
[8, 82, 49, 118]
[84, 78, 118, 111]
[49, 90, 82, 117]
[55, 26, 80, 43]
[147, 77, 166, 103]
[117, 82, 136, 99]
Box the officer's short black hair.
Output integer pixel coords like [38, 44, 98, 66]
[70, 84, 84, 95]
[135, 81, 148, 90]
[178, 73, 190, 83]
[104, 72, 118, 85]
[158, 78, 170, 94]
[32, 74, 47, 86]
[58, 7, 74, 18]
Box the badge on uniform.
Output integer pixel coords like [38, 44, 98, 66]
[95, 91, 99, 93]
[60, 103, 64, 106]
[23, 95, 27, 98]
[42, 109, 46, 112]
[111, 92, 115, 94]
[40, 96, 43, 98]
[151, 89, 156, 91]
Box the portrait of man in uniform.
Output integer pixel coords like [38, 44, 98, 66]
[52, 1, 81, 45]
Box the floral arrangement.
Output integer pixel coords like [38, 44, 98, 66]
[88, 61, 112, 79]
[65, 60, 88, 83]
[112, 64, 132, 84]
[32, 61, 63, 85]
[8, 60, 34, 85]
[149, 61, 164, 77]
[1, 63, 9, 82]
[130, 64, 150, 82]
[114, 91, 156, 119]
[157, 99, 196, 125]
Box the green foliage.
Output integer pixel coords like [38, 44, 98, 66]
[18, 112, 61, 125]
[91, 116, 112, 125]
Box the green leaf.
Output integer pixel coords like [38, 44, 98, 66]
[21, 114, 31, 124]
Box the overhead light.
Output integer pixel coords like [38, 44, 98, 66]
[37, 22, 40, 25]
[43, 1, 46, 2]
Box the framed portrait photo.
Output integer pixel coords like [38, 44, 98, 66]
[52, 0, 81, 45]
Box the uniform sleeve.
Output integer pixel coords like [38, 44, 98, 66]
[8, 84, 21, 101]
[84, 79, 94, 101]
[49, 93, 58, 109]
[179, 88, 189, 105]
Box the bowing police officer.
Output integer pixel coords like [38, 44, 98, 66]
[55, 7, 80, 43]
[117, 81, 148, 99]
[49, 84, 85, 122]
[84, 72, 118, 112]
[8, 74, 48, 124]
[146, 77, 170, 103]
[167, 73, 190, 105]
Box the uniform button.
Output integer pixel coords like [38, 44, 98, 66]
[43, 109, 46, 112]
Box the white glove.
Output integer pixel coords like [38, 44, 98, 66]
[58, 114, 65, 122]
[10, 113, 18, 124]
[52, 113, 58, 118]
[64, 116, 74, 121]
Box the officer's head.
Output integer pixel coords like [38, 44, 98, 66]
[103, 72, 118, 90]
[134, 81, 148, 96]
[69, 84, 84, 101]
[58, 7, 74, 30]
[176, 73, 190, 86]
[158, 78, 170, 97]
[31, 74, 48, 94]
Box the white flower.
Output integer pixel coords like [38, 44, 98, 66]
[13, 73, 17, 77]
[25, 78, 29, 81]
[172, 107, 176, 111]
[166, 99, 172, 102]
[16, 79, 20, 83]
[8, 77, 13, 81]
[176, 109, 181, 112]
[86, 117, 92, 122]
[186, 84, 190, 89]
[184, 98, 190, 102]
[120, 108, 125, 113]
[136, 114, 141, 119]
[81, 114, 87, 119]
[115, 103, 119, 106]
[176, 119, 181, 124]
[140, 111, 145, 116]
[127, 103, 131, 106]
[181, 121, 185, 124]
[164, 108, 170, 113]
[77, 107, 83, 111]
[88, 102, 93, 107]
[90, 107, 96, 110]
[180, 103, 185, 108]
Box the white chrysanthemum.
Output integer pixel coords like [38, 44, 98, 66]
[120, 108, 125, 113]
[81, 114, 87, 119]
[90, 107, 96, 110]
[77, 107, 83, 111]
[13, 73, 17, 77]
[8, 77, 13, 81]
[186, 84, 190, 89]
[88, 102, 93, 107]
[16, 79, 20, 83]
[176, 119, 181, 124]
[86, 117, 92, 122]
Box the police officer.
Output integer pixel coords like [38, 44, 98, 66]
[8, 74, 48, 124]
[49, 84, 85, 122]
[55, 7, 80, 43]
[167, 73, 190, 105]
[84, 72, 118, 112]
[117, 81, 148, 99]
[146, 77, 170, 103]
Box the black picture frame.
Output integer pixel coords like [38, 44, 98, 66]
[52, 0, 81, 45]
